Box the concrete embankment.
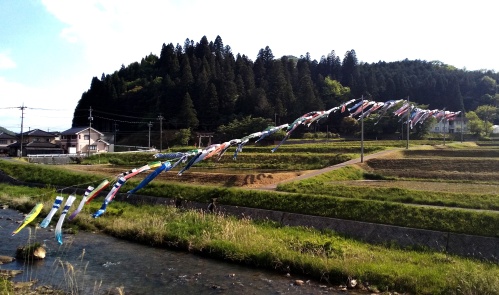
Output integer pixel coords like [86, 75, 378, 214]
[1, 169, 498, 262]
[116, 193, 499, 263]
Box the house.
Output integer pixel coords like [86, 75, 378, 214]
[430, 117, 468, 134]
[7, 129, 62, 156]
[60, 127, 110, 155]
[0, 132, 17, 155]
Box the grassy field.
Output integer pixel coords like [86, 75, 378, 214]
[1, 186, 498, 295]
[1, 140, 499, 294]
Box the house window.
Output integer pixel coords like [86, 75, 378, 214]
[435, 127, 439, 131]
[84, 135, 90, 140]
[88, 145, 97, 150]
[0, 140, 6, 144]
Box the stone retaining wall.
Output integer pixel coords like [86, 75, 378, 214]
[116, 193, 499, 262]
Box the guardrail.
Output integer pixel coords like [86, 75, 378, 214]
[27, 153, 83, 158]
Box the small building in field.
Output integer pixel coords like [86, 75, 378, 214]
[60, 127, 109, 155]
[7, 129, 62, 156]
[0, 132, 17, 155]
[430, 117, 468, 134]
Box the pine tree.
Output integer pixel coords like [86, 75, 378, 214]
[178, 92, 199, 130]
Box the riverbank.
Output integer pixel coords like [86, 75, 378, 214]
[1, 206, 352, 295]
[1, 187, 498, 295]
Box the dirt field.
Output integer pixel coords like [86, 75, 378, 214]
[63, 165, 304, 188]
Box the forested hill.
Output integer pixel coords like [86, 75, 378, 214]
[72, 35, 499, 133]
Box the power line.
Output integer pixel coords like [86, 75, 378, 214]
[78, 108, 157, 120]
[93, 114, 150, 124]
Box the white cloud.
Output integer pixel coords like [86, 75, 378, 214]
[0, 77, 75, 133]
[0, 52, 16, 69]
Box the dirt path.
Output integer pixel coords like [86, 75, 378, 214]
[256, 148, 403, 190]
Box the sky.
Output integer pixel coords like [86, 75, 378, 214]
[0, 0, 497, 134]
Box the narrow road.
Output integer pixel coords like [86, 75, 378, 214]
[257, 148, 402, 190]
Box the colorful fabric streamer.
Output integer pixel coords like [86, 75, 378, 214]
[68, 185, 94, 221]
[92, 177, 127, 218]
[178, 144, 219, 176]
[271, 112, 314, 153]
[255, 124, 289, 143]
[55, 195, 76, 244]
[39, 196, 64, 228]
[127, 161, 171, 196]
[12, 203, 43, 236]
[120, 161, 162, 180]
[85, 179, 110, 204]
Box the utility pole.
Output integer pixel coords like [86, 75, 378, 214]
[442, 118, 447, 145]
[406, 96, 410, 150]
[461, 110, 464, 143]
[88, 106, 93, 157]
[360, 95, 364, 163]
[19, 104, 27, 157]
[148, 121, 153, 148]
[114, 122, 119, 145]
[158, 114, 164, 152]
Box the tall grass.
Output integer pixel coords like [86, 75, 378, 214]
[2, 163, 499, 237]
[2, 180, 499, 294]
[70, 201, 499, 295]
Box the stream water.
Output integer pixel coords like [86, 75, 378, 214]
[1, 208, 356, 295]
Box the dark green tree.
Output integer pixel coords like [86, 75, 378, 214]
[178, 92, 199, 130]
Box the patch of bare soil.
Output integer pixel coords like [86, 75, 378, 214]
[62, 165, 301, 188]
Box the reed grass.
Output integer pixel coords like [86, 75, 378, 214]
[2, 183, 499, 294]
[70, 201, 499, 295]
[0, 277, 13, 294]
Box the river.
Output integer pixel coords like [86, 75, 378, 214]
[1, 207, 358, 294]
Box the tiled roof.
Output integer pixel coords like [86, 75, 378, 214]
[24, 142, 61, 149]
[61, 127, 103, 136]
[7, 141, 61, 149]
[0, 132, 16, 139]
[18, 129, 56, 137]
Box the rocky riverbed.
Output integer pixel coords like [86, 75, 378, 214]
[1, 206, 364, 294]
